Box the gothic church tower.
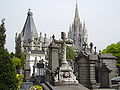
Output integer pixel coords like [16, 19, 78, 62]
[68, 3, 88, 51]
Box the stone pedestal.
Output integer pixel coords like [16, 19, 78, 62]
[47, 40, 59, 83]
[48, 41, 59, 71]
[24, 67, 31, 82]
[54, 62, 78, 85]
[20, 82, 33, 90]
[89, 55, 100, 89]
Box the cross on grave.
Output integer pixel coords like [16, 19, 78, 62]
[83, 42, 87, 51]
[53, 32, 78, 85]
[54, 32, 73, 64]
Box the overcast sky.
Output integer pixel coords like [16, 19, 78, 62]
[0, 0, 120, 52]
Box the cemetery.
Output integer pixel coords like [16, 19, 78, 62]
[0, 2, 120, 90]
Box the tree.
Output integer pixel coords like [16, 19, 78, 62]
[12, 57, 21, 69]
[0, 49, 18, 90]
[0, 18, 6, 48]
[102, 42, 120, 66]
[0, 19, 18, 90]
[15, 37, 25, 67]
[66, 46, 76, 60]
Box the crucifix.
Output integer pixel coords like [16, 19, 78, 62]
[55, 32, 73, 64]
[83, 42, 87, 51]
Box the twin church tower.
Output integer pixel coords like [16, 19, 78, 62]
[15, 3, 88, 75]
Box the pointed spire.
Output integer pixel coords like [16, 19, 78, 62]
[69, 23, 72, 31]
[74, 2, 80, 20]
[83, 20, 86, 28]
[27, 9, 33, 16]
[21, 9, 38, 42]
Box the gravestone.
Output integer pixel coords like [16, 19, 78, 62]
[21, 64, 33, 90]
[46, 35, 59, 83]
[53, 32, 78, 85]
[100, 63, 111, 88]
[76, 51, 91, 88]
[89, 54, 100, 89]
[43, 32, 89, 90]
[48, 35, 59, 71]
[75, 47, 100, 89]
[99, 54, 117, 86]
[20, 82, 33, 90]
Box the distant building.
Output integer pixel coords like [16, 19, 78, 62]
[68, 3, 88, 51]
[15, 9, 52, 76]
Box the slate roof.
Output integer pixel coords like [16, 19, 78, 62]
[21, 9, 38, 42]
[100, 54, 117, 59]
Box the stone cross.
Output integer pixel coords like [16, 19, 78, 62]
[55, 32, 73, 64]
[83, 42, 87, 51]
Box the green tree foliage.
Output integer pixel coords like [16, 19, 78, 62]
[66, 46, 75, 60]
[0, 49, 18, 90]
[0, 18, 6, 48]
[102, 42, 120, 66]
[15, 52, 25, 68]
[16, 74, 23, 89]
[0, 20, 18, 90]
[12, 57, 21, 69]
[15, 38, 25, 67]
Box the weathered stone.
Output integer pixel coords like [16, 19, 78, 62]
[67, 3, 88, 51]
[48, 39, 59, 71]
[20, 82, 33, 90]
[100, 63, 111, 88]
[89, 54, 100, 89]
[53, 32, 78, 85]
[99, 54, 117, 86]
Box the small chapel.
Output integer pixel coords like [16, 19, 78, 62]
[15, 9, 52, 76]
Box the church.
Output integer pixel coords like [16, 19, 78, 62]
[16, 3, 118, 90]
[68, 3, 88, 51]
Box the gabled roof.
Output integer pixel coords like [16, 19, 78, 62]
[99, 54, 117, 59]
[21, 9, 38, 42]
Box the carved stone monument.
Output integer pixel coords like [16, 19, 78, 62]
[42, 32, 89, 90]
[20, 63, 33, 90]
[53, 32, 78, 85]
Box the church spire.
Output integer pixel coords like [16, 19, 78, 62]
[74, 2, 80, 21]
[21, 9, 38, 42]
[83, 20, 86, 28]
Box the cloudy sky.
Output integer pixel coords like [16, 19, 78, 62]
[0, 0, 120, 52]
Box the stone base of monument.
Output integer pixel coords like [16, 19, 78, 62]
[54, 81, 78, 86]
[20, 82, 33, 90]
[90, 83, 101, 89]
[42, 82, 89, 90]
[53, 63, 79, 86]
